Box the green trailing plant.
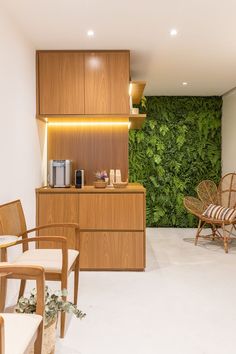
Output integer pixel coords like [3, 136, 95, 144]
[15, 286, 86, 326]
[129, 96, 222, 227]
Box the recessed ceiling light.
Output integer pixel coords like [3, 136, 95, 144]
[87, 30, 94, 37]
[182, 82, 188, 86]
[170, 28, 178, 36]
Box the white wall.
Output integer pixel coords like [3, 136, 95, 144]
[222, 89, 236, 175]
[0, 9, 45, 303]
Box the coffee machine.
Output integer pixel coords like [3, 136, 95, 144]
[48, 160, 72, 187]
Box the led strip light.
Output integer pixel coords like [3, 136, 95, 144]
[47, 121, 131, 128]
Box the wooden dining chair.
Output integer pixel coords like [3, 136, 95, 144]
[0, 264, 45, 354]
[0, 199, 80, 338]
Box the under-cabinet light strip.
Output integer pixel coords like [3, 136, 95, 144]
[47, 121, 131, 128]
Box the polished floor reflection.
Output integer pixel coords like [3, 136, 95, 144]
[56, 227, 236, 354]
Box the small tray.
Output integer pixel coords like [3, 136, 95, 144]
[113, 182, 128, 188]
[94, 181, 107, 188]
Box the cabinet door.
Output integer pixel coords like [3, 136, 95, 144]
[79, 193, 144, 230]
[84, 51, 130, 114]
[36, 193, 79, 249]
[38, 52, 85, 115]
[84, 52, 110, 114]
[109, 52, 130, 114]
[80, 231, 145, 269]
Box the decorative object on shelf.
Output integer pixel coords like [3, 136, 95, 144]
[131, 107, 139, 115]
[94, 170, 108, 188]
[109, 169, 115, 186]
[94, 180, 107, 188]
[115, 169, 122, 183]
[16, 286, 86, 354]
[113, 181, 129, 188]
[95, 170, 108, 181]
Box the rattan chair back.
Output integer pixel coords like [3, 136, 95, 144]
[183, 196, 205, 217]
[196, 180, 218, 208]
[218, 173, 236, 208]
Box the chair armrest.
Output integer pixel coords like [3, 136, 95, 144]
[4, 236, 68, 249]
[0, 264, 45, 316]
[5, 237, 69, 277]
[20, 223, 79, 237]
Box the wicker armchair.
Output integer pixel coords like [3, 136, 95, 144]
[184, 174, 236, 253]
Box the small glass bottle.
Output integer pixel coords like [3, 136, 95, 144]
[109, 169, 115, 186]
[115, 169, 121, 183]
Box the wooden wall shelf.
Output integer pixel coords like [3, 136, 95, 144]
[129, 114, 146, 129]
[130, 81, 146, 105]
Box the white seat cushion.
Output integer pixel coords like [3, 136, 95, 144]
[0, 313, 42, 354]
[14, 249, 79, 273]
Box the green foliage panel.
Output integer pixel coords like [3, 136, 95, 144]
[129, 96, 222, 227]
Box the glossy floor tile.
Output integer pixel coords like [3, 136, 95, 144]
[55, 228, 236, 354]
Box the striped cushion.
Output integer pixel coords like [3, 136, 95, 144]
[203, 204, 236, 222]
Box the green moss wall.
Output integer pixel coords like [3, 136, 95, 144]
[129, 96, 222, 227]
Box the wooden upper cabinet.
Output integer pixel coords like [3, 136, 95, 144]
[84, 51, 130, 115]
[84, 52, 110, 114]
[37, 50, 130, 116]
[37, 51, 85, 115]
[109, 52, 130, 114]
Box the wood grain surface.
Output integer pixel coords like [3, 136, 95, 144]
[37, 193, 79, 249]
[80, 231, 144, 269]
[38, 52, 85, 115]
[78, 193, 144, 230]
[47, 123, 129, 185]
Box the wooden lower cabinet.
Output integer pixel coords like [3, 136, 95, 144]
[79, 193, 144, 230]
[36, 185, 146, 270]
[37, 193, 79, 249]
[80, 231, 144, 270]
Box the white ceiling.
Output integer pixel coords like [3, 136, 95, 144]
[1, 0, 236, 96]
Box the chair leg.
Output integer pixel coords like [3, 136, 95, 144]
[0, 249, 7, 312]
[222, 223, 229, 253]
[0, 277, 7, 312]
[34, 320, 43, 354]
[60, 277, 67, 338]
[18, 280, 26, 300]
[211, 224, 216, 241]
[195, 219, 204, 246]
[74, 257, 80, 305]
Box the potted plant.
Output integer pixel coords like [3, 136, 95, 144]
[15, 286, 86, 354]
[94, 170, 108, 188]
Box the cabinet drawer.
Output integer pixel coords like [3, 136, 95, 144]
[80, 231, 145, 270]
[79, 193, 144, 230]
[37, 193, 79, 249]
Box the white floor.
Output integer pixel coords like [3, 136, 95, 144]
[55, 228, 236, 354]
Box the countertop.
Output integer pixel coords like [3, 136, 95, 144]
[36, 183, 145, 194]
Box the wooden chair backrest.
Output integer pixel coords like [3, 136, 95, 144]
[0, 200, 27, 237]
[218, 173, 236, 208]
[196, 180, 218, 208]
[0, 265, 45, 354]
